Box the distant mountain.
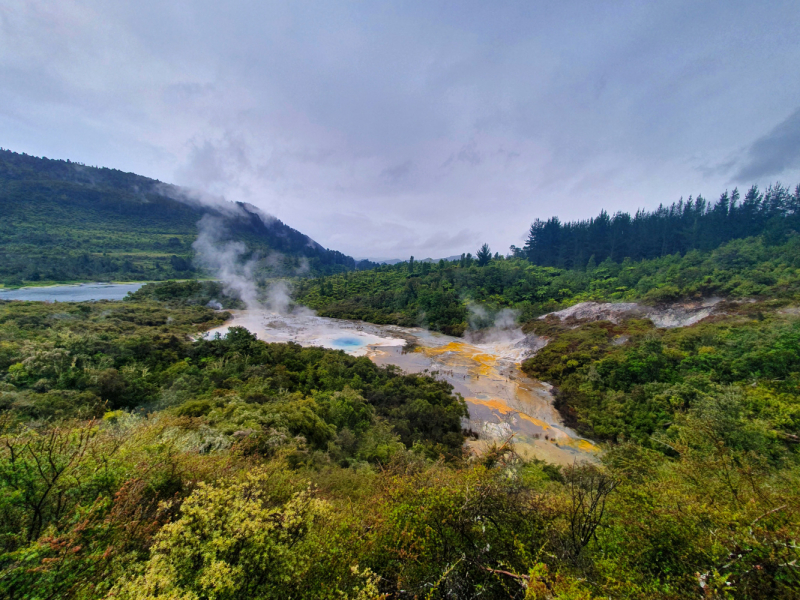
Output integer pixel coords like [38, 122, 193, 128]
[357, 255, 463, 265]
[0, 149, 376, 285]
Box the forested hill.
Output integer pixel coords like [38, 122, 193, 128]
[295, 234, 800, 335]
[519, 183, 800, 268]
[0, 149, 373, 285]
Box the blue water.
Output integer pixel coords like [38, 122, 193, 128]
[0, 282, 146, 302]
[330, 336, 367, 350]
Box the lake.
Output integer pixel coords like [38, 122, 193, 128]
[0, 282, 146, 302]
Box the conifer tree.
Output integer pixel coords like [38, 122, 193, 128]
[476, 243, 492, 266]
[522, 180, 799, 267]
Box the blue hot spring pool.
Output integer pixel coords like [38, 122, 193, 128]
[329, 336, 368, 350]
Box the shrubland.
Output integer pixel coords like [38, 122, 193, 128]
[0, 277, 798, 598]
[4, 202, 800, 600]
[124, 279, 246, 309]
[522, 302, 800, 445]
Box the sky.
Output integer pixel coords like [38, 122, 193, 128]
[2, 0, 800, 260]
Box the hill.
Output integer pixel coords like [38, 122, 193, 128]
[0, 149, 374, 286]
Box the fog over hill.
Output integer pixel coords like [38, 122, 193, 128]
[0, 149, 377, 285]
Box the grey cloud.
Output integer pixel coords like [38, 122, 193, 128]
[442, 140, 483, 168]
[162, 82, 217, 103]
[421, 229, 479, 253]
[381, 160, 414, 182]
[732, 108, 800, 182]
[2, 0, 800, 258]
[177, 136, 251, 190]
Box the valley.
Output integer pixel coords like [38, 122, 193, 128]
[4, 3, 800, 596]
[207, 308, 597, 464]
[2, 154, 799, 599]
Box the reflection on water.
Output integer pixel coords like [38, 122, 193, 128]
[0, 282, 146, 302]
[207, 310, 597, 464]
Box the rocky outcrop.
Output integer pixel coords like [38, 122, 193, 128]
[515, 297, 731, 360]
[517, 332, 549, 354]
[541, 297, 725, 329]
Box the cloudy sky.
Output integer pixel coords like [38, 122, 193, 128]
[2, 1, 799, 259]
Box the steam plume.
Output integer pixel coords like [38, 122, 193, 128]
[467, 303, 491, 330]
[192, 214, 260, 309]
[192, 215, 313, 316]
[493, 308, 519, 329]
[465, 304, 522, 344]
[265, 280, 291, 314]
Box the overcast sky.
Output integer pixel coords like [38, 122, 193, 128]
[2, 1, 799, 259]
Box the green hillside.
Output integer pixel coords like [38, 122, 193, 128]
[0, 149, 371, 286]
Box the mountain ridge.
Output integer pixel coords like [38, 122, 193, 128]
[0, 149, 376, 285]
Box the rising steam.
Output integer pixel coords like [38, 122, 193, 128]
[192, 214, 260, 309]
[192, 215, 311, 316]
[465, 304, 522, 344]
[264, 279, 291, 314]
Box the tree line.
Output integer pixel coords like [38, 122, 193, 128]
[517, 183, 800, 268]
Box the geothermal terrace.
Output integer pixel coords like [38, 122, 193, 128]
[207, 309, 598, 464]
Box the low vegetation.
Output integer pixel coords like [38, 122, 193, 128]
[522, 302, 800, 447]
[1, 280, 798, 598]
[2, 174, 800, 596]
